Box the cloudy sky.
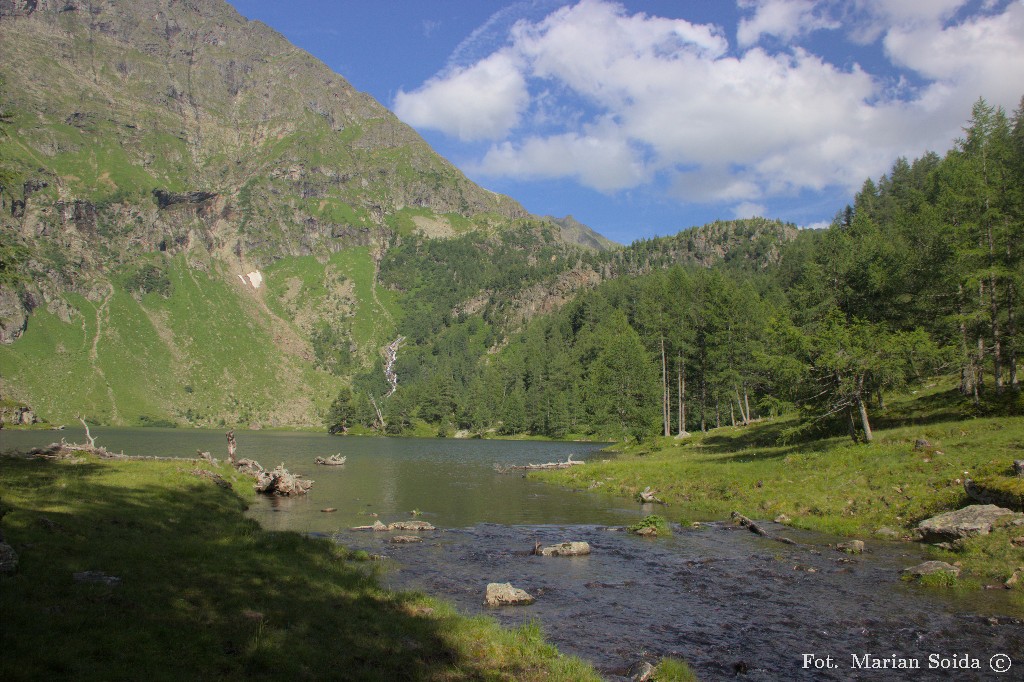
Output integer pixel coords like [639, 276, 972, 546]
[229, 0, 1024, 244]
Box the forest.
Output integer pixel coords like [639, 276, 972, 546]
[329, 97, 1024, 443]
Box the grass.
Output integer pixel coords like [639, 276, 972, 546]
[538, 381, 1024, 595]
[628, 514, 672, 537]
[0, 254, 342, 427]
[0, 452, 600, 681]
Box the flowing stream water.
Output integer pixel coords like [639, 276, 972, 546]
[4, 427, 1023, 679]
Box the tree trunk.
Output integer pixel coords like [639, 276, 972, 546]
[677, 353, 689, 436]
[743, 385, 752, 422]
[700, 379, 706, 432]
[977, 279, 986, 395]
[1008, 281, 1019, 390]
[729, 402, 736, 427]
[857, 376, 873, 443]
[661, 337, 670, 437]
[369, 395, 385, 431]
[987, 219, 1003, 392]
[226, 429, 236, 463]
[847, 409, 858, 443]
[734, 385, 748, 424]
[957, 284, 976, 399]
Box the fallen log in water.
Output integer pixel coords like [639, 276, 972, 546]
[314, 454, 347, 466]
[494, 455, 584, 473]
[731, 511, 769, 536]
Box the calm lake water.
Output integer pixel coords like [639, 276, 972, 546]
[4, 426, 1023, 680]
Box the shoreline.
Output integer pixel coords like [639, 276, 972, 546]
[0, 450, 604, 681]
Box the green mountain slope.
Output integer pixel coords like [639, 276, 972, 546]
[0, 0, 536, 425]
[0, 1, 793, 428]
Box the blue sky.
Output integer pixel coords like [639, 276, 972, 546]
[227, 1, 1024, 244]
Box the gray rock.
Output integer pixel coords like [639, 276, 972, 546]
[538, 541, 591, 557]
[917, 504, 1021, 543]
[73, 570, 122, 586]
[627, 660, 655, 682]
[390, 535, 422, 544]
[902, 561, 960, 578]
[836, 540, 865, 554]
[484, 582, 535, 607]
[0, 541, 18, 574]
[873, 526, 900, 539]
[387, 520, 436, 532]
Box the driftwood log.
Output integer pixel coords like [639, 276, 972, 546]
[638, 486, 665, 504]
[315, 454, 347, 466]
[494, 455, 584, 473]
[731, 511, 769, 536]
[251, 463, 313, 496]
[225, 431, 312, 496]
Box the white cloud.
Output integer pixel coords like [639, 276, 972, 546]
[394, 0, 1024, 207]
[737, 0, 839, 47]
[733, 201, 768, 218]
[393, 50, 528, 141]
[883, 2, 1024, 107]
[473, 121, 649, 192]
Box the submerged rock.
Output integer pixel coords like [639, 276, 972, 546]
[917, 504, 1021, 543]
[484, 582, 535, 606]
[390, 535, 423, 544]
[836, 540, 865, 555]
[388, 521, 436, 532]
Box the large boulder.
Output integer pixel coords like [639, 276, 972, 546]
[902, 561, 961, 579]
[484, 582, 535, 607]
[538, 541, 591, 557]
[917, 505, 1021, 543]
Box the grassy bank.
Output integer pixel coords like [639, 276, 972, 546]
[538, 385, 1024, 596]
[0, 452, 599, 681]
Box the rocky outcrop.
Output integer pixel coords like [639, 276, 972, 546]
[484, 582, 535, 607]
[964, 479, 1024, 512]
[0, 286, 31, 344]
[917, 504, 1022, 543]
[152, 189, 218, 210]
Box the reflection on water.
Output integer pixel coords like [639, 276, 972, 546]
[4, 427, 1023, 679]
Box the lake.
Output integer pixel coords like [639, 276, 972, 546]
[4, 426, 1023, 680]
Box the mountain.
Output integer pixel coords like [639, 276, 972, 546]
[0, 0, 555, 426]
[0, 0, 794, 429]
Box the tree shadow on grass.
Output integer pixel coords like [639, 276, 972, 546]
[0, 455, 556, 681]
